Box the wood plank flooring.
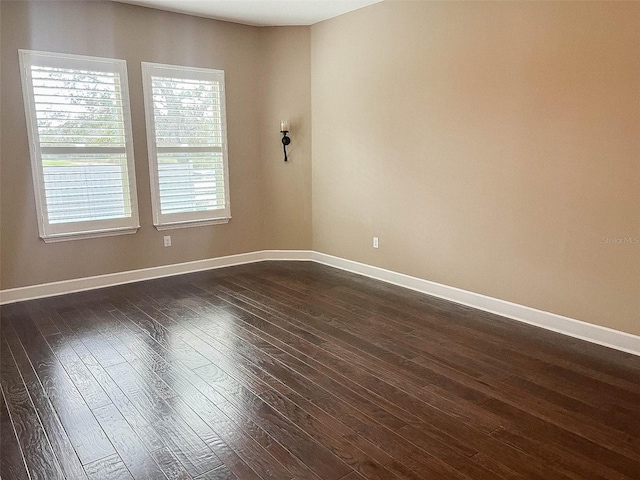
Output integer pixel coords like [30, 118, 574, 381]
[1, 261, 639, 479]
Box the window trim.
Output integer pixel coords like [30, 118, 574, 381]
[141, 62, 231, 230]
[19, 49, 140, 243]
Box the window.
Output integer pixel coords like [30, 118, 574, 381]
[141, 62, 230, 230]
[19, 50, 139, 242]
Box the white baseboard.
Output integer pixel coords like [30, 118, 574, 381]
[1, 249, 637, 356]
[0, 250, 314, 305]
[312, 252, 640, 357]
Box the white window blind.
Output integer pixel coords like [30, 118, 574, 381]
[19, 50, 139, 242]
[142, 62, 230, 230]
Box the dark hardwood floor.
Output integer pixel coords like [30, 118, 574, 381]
[1, 261, 639, 479]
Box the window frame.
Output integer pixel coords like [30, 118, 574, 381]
[141, 62, 231, 231]
[19, 49, 140, 243]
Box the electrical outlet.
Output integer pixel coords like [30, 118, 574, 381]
[373, 236, 379, 249]
[163, 235, 172, 247]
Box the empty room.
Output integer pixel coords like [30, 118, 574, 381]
[1, 0, 639, 479]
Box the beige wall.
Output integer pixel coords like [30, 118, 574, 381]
[259, 27, 313, 250]
[2, 0, 638, 338]
[311, 1, 640, 335]
[0, 1, 312, 289]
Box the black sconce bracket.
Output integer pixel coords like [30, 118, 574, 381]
[281, 131, 290, 162]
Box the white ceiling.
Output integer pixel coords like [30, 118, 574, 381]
[113, 0, 383, 26]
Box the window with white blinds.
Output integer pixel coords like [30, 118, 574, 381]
[19, 50, 139, 242]
[142, 62, 230, 230]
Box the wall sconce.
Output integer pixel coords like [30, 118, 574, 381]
[280, 120, 290, 162]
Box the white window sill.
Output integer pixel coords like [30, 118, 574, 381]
[42, 226, 140, 243]
[154, 217, 231, 231]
